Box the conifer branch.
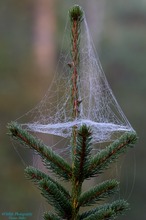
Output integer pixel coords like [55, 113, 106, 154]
[69, 5, 84, 220]
[44, 212, 61, 220]
[69, 5, 83, 120]
[79, 179, 119, 207]
[74, 125, 92, 182]
[86, 132, 137, 178]
[39, 179, 72, 219]
[25, 166, 70, 199]
[8, 122, 72, 180]
[80, 200, 129, 220]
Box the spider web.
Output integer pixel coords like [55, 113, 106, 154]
[17, 15, 134, 155]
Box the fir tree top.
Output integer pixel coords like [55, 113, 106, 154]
[69, 5, 84, 22]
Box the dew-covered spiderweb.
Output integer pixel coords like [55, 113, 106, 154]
[17, 14, 134, 155]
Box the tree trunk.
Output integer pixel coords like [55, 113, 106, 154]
[33, 0, 56, 76]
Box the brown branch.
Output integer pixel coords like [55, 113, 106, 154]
[71, 20, 80, 119]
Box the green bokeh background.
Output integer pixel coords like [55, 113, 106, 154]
[0, 0, 145, 219]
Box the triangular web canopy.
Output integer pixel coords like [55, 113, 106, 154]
[20, 6, 134, 145]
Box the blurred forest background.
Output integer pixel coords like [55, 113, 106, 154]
[0, 0, 146, 219]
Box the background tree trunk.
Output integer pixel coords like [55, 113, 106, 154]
[33, 0, 56, 76]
